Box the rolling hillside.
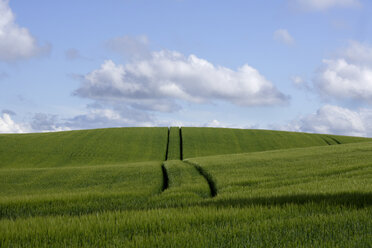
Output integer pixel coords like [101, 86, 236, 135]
[1, 127, 372, 247]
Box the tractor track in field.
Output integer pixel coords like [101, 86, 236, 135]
[161, 163, 169, 191]
[179, 127, 183, 160]
[320, 136, 341, 146]
[165, 128, 170, 161]
[161, 127, 217, 197]
[179, 127, 217, 197]
[328, 136, 341, 144]
[320, 136, 332, 145]
[161, 128, 170, 192]
[184, 160, 218, 197]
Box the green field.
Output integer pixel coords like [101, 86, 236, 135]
[182, 127, 370, 158]
[1, 127, 372, 247]
[0, 127, 168, 168]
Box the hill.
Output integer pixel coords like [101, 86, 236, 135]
[1, 127, 372, 247]
[182, 127, 371, 158]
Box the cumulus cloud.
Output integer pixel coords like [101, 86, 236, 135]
[75, 50, 288, 113]
[0, 0, 50, 62]
[278, 105, 372, 137]
[274, 29, 294, 45]
[290, 0, 360, 11]
[0, 112, 30, 133]
[314, 42, 372, 103]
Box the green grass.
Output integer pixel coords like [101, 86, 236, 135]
[1, 127, 372, 247]
[0, 161, 163, 219]
[1, 205, 371, 247]
[162, 160, 210, 198]
[0, 127, 168, 168]
[187, 142, 372, 204]
[182, 127, 371, 158]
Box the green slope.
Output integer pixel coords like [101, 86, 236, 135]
[182, 127, 371, 158]
[1, 127, 372, 247]
[187, 141, 372, 202]
[2, 141, 372, 247]
[0, 127, 168, 168]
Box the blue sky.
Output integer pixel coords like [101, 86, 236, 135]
[1, 0, 372, 136]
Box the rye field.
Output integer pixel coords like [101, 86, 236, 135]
[1, 127, 372, 247]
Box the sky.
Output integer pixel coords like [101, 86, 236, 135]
[1, 0, 372, 136]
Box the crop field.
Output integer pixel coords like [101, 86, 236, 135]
[1, 127, 372, 247]
[182, 127, 371, 158]
[0, 127, 168, 168]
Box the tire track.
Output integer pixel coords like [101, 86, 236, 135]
[184, 160, 217, 197]
[163, 127, 216, 197]
[165, 127, 170, 160]
[161, 128, 170, 192]
[320, 135, 342, 145]
[320, 136, 332, 145]
[179, 127, 183, 160]
[328, 136, 341, 144]
[161, 163, 169, 191]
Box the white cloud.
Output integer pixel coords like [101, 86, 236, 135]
[278, 105, 372, 137]
[75, 50, 288, 112]
[0, 112, 30, 133]
[274, 29, 294, 45]
[315, 59, 372, 102]
[314, 42, 372, 103]
[0, 0, 50, 62]
[290, 0, 360, 11]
